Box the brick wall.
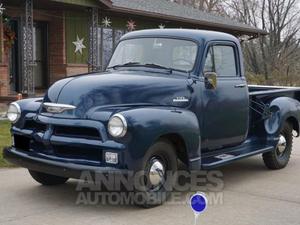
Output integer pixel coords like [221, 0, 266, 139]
[0, 49, 10, 98]
[0, 15, 9, 97]
[66, 64, 88, 76]
[48, 10, 67, 85]
[0, 64, 9, 96]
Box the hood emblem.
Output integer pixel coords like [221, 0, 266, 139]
[173, 97, 189, 103]
[43, 103, 76, 114]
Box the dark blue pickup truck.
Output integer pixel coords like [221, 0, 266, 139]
[4, 29, 300, 207]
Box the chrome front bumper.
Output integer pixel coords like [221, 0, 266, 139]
[3, 147, 127, 179]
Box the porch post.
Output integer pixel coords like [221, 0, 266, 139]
[21, 0, 34, 96]
[88, 7, 100, 72]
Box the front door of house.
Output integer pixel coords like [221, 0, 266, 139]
[33, 21, 48, 90]
[8, 20, 20, 93]
[8, 20, 48, 94]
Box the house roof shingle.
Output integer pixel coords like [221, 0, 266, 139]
[103, 0, 266, 36]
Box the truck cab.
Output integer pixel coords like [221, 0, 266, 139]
[4, 29, 300, 207]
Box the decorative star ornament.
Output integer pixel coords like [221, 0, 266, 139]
[102, 17, 112, 28]
[0, 4, 5, 15]
[159, 24, 165, 29]
[72, 35, 86, 55]
[126, 20, 136, 31]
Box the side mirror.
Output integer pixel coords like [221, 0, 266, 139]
[204, 72, 217, 90]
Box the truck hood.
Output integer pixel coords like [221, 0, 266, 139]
[44, 71, 191, 118]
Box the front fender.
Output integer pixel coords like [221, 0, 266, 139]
[119, 107, 200, 169]
[13, 98, 43, 127]
[264, 97, 300, 136]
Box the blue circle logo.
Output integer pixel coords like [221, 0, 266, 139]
[190, 193, 208, 214]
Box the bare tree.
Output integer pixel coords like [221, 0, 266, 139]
[228, 0, 300, 84]
[169, 0, 300, 85]
[194, 0, 225, 12]
[169, 0, 228, 14]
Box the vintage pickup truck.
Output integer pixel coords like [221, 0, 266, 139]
[4, 29, 300, 207]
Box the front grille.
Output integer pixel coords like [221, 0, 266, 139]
[14, 120, 103, 162]
[13, 134, 102, 162]
[53, 145, 102, 162]
[53, 125, 101, 140]
[14, 134, 30, 151]
[24, 120, 47, 132]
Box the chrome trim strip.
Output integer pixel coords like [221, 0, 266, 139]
[43, 102, 76, 114]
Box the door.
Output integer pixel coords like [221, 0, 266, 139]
[201, 42, 249, 150]
[8, 20, 20, 93]
[33, 22, 48, 89]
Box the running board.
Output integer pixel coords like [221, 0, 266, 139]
[201, 145, 274, 169]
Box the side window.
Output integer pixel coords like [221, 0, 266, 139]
[203, 44, 238, 76]
[213, 45, 237, 76]
[204, 47, 214, 73]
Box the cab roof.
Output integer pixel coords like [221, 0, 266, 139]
[121, 29, 240, 45]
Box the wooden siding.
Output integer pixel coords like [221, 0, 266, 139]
[65, 11, 89, 64]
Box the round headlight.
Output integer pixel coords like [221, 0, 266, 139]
[7, 102, 21, 123]
[108, 114, 127, 138]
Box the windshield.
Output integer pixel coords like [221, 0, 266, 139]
[108, 38, 198, 72]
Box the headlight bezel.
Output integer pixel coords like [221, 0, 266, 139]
[108, 113, 127, 138]
[7, 102, 21, 123]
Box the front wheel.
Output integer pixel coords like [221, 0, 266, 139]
[133, 139, 178, 208]
[28, 170, 69, 186]
[263, 122, 293, 170]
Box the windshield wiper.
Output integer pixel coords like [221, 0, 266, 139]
[111, 62, 173, 73]
[142, 63, 173, 73]
[108, 62, 187, 74]
[107, 62, 141, 69]
[143, 63, 191, 74]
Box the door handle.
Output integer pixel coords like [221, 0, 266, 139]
[234, 84, 246, 88]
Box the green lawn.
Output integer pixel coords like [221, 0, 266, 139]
[0, 120, 12, 167]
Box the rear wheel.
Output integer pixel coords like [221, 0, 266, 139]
[134, 139, 178, 208]
[263, 122, 293, 170]
[28, 170, 69, 186]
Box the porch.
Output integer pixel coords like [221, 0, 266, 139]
[0, 0, 104, 99]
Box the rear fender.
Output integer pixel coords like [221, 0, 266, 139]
[264, 97, 300, 136]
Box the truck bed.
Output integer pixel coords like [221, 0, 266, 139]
[249, 85, 300, 100]
[247, 85, 300, 137]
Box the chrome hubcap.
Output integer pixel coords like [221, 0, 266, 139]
[149, 159, 165, 187]
[277, 135, 287, 154]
